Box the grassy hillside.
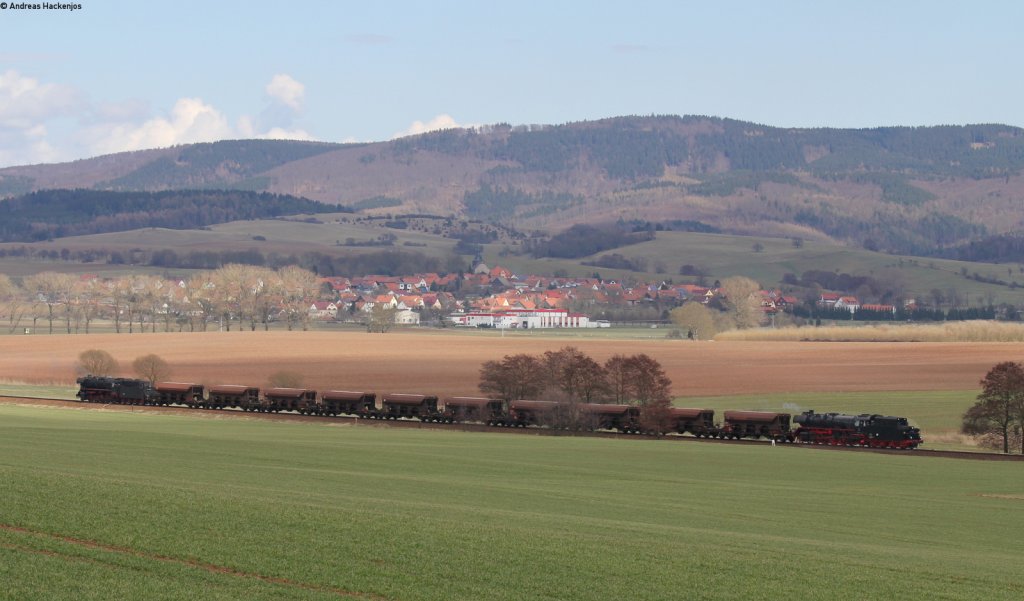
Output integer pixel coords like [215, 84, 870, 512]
[2, 405, 1022, 600]
[5, 217, 1024, 305]
[486, 230, 1024, 305]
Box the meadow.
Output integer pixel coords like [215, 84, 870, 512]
[1, 405, 1021, 601]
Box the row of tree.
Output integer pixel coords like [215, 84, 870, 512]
[478, 346, 674, 432]
[0, 265, 323, 335]
[78, 347, 305, 389]
[78, 349, 170, 384]
[0, 189, 338, 242]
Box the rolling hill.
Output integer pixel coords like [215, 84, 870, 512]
[3, 116, 1024, 258]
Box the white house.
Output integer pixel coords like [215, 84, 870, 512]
[394, 309, 421, 325]
[834, 296, 860, 314]
[309, 302, 338, 319]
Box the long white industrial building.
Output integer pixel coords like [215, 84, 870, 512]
[450, 308, 602, 329]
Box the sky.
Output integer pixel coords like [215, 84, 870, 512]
[1, 0, 1023, 167]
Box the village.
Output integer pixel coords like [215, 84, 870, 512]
[310, 260, 899, 329]
[4, 258, 932, 337]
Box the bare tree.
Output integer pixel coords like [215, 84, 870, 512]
[131, 275, 160, 333]
[184, 273, 215, 331]
[78, 349, 119, 376]
[115, 274, 155, 334]
[623, 354, 673, 407]
[669, 302, 717, 340]
[245, 267, 280, 331]
[132, 354, 171, 385]
[365, 304, 398, 333]
[24, 272, 76, 334]
[605, 353, 674, 434]
[543, 346, 608, 403]
[604, 354, 632, 404]
[478, 353, 546, 400]
[210, 264, 250, 331]
[0, 274, 30, 334]
[107, 278, 128, 333]
[72, 278, 100, 334]
[278, 266, 319, 331]
[719, 276, 763, 329]
[962, 361, 1024, 454]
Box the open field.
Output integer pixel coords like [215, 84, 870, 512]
[2, 405, 1022, 601]
[1, 331, 1021, 398]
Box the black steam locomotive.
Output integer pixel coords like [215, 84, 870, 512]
[794, 410, 922, 449]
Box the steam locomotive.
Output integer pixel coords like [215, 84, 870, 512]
[793, 410, 923, 449]
[74, 375, 923, 449]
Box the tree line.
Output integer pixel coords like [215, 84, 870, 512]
[524, 223, 655, 259]
[0, 244, 463, 277]
[478, 346, 674, 432]
[101, 139, 340, 190]
[0, 189, 342, 242]
[0, 265, 324, 335]
[77, 347, 301, 389]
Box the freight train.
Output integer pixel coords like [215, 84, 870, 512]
[74, 375, 924, 449]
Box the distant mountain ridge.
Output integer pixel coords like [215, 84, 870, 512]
[3, 115, 1024, 256]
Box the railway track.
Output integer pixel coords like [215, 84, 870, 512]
[2, 394, 1021, 462]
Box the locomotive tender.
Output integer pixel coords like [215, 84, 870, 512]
[74, 375, 923, 448]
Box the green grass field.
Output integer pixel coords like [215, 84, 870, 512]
[2, 405, 1022, 600]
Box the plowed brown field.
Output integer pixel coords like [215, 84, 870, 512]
[3, 331, 1024, 397]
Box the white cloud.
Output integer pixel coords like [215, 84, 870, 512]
[0, 69, 81, 129]
[0, 70, 81, 164]
[89, 97, 233, 156]
[0, 71, 318, 168]
[392, 114, 470, 139]
[265, 74, 305, 111]
[257, 127, 316, 141]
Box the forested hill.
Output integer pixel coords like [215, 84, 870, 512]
[3, 117, 1024, 256]
[0, 189, 341, 242]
